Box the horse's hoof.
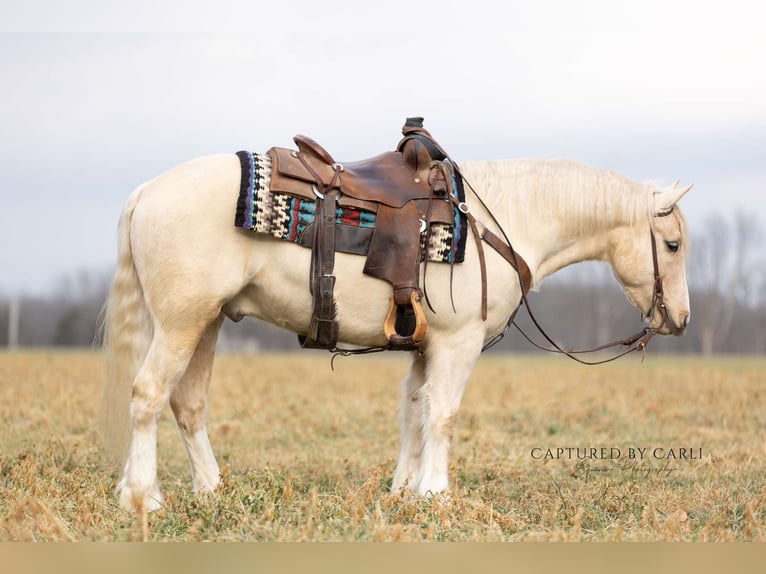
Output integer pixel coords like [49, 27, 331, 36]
[117, 480, 164, 512]
[416, 478, 450, 500]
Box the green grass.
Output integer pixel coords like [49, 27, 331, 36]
[1, 351, 764, 540]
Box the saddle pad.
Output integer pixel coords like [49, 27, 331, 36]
[234, 151, 466, 264]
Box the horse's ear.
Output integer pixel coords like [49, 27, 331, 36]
[654, 182, 693, 215]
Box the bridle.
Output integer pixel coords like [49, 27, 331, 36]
[645, 211, 674, 332]
[451, 170, 674, 366]
[490, 216, 671, 365]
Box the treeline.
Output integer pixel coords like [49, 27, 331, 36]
[1, 212, 764, 355]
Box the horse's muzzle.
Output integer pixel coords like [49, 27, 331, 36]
[646, 304, 689, 336]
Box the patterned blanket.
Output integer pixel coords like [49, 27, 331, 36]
[234, 151, 466, 264]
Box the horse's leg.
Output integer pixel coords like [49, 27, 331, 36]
[415, 336, 482, 496]
[118, 319, 211, 512]
[391, 353, 426, 492]
[169, 314, 224, 494]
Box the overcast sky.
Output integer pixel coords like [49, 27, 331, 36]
[1, 1, 765, 295]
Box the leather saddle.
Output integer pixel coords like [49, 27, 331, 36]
[267, 117, 457, 350]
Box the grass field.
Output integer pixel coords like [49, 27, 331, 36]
[1, 350, 764, 541]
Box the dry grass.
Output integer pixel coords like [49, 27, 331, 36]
[0, 350, 764, 541]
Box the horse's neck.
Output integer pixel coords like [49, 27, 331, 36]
[510, 213, 613, 286]
[468, 159, 649, 286]
[533, 233, 611, 283]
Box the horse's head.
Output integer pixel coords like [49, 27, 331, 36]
[608, 182, 692, 336]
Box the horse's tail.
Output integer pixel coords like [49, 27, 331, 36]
[99, 182, 153, 467]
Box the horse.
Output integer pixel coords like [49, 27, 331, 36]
[101, 150, 692, 513]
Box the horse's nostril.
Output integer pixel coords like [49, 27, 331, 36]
[681, 312, 690, 329]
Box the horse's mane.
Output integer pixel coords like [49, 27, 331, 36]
[459, 159, 658, 238]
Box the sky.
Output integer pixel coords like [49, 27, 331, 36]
[1, 1, 765, 296]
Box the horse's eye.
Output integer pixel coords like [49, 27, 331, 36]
[665, 240, 680, 253]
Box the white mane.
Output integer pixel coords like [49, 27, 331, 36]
[460, 158, 656, 238]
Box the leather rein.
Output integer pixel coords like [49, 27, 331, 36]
[445, 159, 672, 366]
[480, 214, 669, 365]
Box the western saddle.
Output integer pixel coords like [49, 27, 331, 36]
[267, 117, 531, 351]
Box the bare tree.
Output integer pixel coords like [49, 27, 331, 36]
[689, 211, 763, 354]
[8, 297, 19, 349]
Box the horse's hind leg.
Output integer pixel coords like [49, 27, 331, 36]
[391, 353, 426, 492]
[118, 321, 210, 512]
[169, 315, 224, 494]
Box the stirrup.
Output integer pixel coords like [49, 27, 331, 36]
[383, 291, 427, 349]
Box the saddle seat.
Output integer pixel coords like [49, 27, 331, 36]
[266, 119, 456, 350]
[271, 137, 431, 208]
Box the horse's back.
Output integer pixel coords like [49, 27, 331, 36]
[134, 153, 240, 214]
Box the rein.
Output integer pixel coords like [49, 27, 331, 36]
[484, 225, 666, 365]
[435, 147, 671, 365]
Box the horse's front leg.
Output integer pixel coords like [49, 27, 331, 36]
[391, 353, 426, 492]
[415, 336, 482, 496]
[169, 315, 224, 494]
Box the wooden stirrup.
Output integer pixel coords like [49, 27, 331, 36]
[383, 291, 427, 347]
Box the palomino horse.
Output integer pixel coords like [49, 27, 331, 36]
[102, 152, 691, 512]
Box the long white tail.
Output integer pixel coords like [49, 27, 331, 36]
[100, 184, 153, 467]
